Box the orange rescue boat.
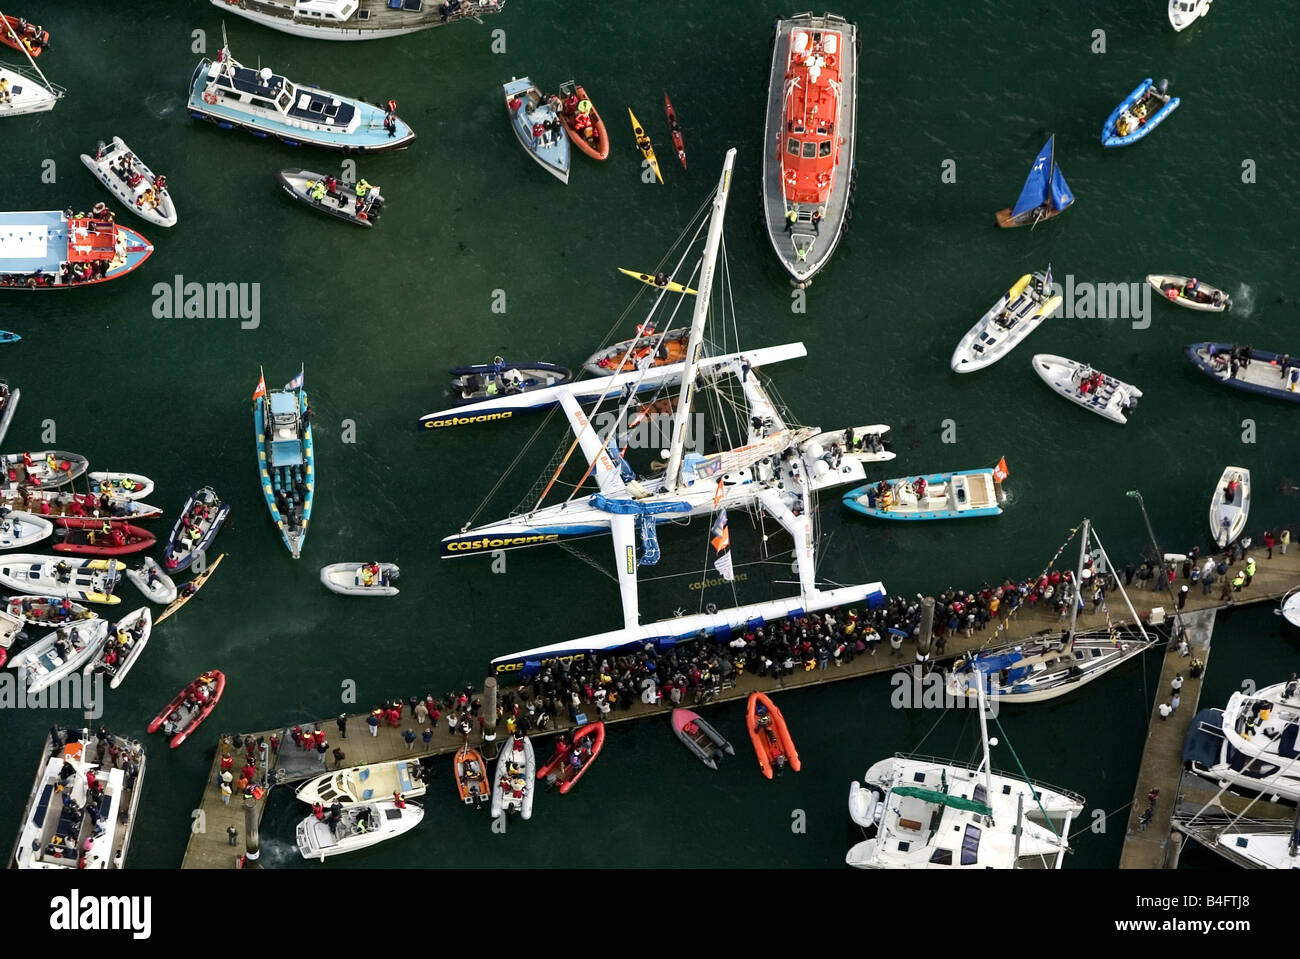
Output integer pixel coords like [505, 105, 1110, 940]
[1, 15, 49, 57]
[747, 691, 800, 778]
[556, 81, 609, 162]
[454, 742, 491, 807]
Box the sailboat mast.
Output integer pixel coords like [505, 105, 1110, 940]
[1063, 518, 1090, 652]
[976, 681, 994, 812]
[663, 148, 737, 492]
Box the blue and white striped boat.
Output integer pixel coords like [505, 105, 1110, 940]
[1101, 78, 1179, 148]
[504, 78, 569, 184]
[188, 30, 414, 153]
[843, 463, 1008, 521]
[253, 367, 315, 558]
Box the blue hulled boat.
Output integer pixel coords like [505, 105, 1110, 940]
[1185, 343, 1300, 404]
[503, 78, 570, 184]
[843, 461, 1008, 521]
[253, 367, 315, 558]
[1101, 78, 1179, 148]
[188, 30, 414, 153]
[162, 487, 231, 573]
[995, 135, 1074, 228]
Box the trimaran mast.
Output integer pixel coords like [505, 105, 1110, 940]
[663, 147, 736, 492]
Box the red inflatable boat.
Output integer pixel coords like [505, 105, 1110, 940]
[536, 722, 604, 795]
[53, 517, 156, 555]
[148, 670, 225, 748]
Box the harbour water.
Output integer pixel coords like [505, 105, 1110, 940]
[0, 0, 1297, 869]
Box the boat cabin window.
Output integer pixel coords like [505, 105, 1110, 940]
[801, 141, 817, 159]
[278, 91, 292, 110]
[786, 138, 799, 156]
[929, 848, 953, 865]
[819, 140, 832, 157]
[960, 824, 981, 865]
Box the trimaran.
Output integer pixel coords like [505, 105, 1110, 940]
[440, 149, 888, 670]
[0, 8, 63, 117]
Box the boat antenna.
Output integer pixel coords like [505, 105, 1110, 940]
[664, 148, 737, 492]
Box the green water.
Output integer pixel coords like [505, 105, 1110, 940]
[1, 0, 1297, 869]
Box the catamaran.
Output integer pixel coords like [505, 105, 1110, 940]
[0, 9, 62, 118]
[440, 149, 888, 672]
[761, 13, 858, 286]
[253, 367, 314, 558]
[846, 682, 1084, 868]
[945, 519, 1159, 704]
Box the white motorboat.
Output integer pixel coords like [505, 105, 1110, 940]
[1184, 677, 1300, 803]
[87, 471, 155, 501]
[84, 607, 152, 690]
[0, 450, 89, 488]
[295, 758, 435, 807]
[0, 381, 18, 447]
[1147, 273, 1229, 311]
[0, 604, 24, 663]
[1168, 0, 1212, 32]
[1031, 354, 1143, 424]
[490, 733, 536, 820]
[846, 684, 1084, 868]
[0, 555, 124, 605]
[212, 0, 505, 41]
[80, 138, 176, 229]
[125, 557, 176, 605]
[10, 729, 145, 869]
[1209, 466, 1250, 548]
[0, 487, 164, 521]
[1281, 588, 1300, 628]
[951, 268, 1062, 373]
[320, 562, 399, 597]
[7, 619, 109, 694]
[0, 510, 52, 548]
[295, 799, 423, 861]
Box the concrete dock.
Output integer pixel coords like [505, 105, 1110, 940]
[181, 546, 1300, 868]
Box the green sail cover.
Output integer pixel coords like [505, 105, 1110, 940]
[892, 785, 992, 816]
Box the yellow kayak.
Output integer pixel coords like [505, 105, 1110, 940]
[628, 108, 663, 184]
[156, 553, 225, 626]
[618, 268, 697, 295]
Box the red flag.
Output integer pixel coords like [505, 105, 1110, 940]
[992, 456, 1009, 482]
[713, 476, 725, 508]
[253, 374, 266, 400]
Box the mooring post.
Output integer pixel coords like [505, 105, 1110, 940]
[242, 793, 262, 870]
[916, 596, 935, 662]
[482, 677, 499, 758]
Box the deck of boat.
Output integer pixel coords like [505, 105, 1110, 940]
[180, 546, 1300, 868]
[761, 15, 858, 285]
[237, 0, 498, 31]
[1170, 772, 1296, 867]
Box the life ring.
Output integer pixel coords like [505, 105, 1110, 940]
[202, 91, 218, 105]
[825, 54, 836, 69]
[784, 170, 796, 186]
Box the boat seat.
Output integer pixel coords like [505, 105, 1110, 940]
[31, 782, 53, 826]
[898, 817, 923, 832]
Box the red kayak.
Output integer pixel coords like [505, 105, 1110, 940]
[1, 15, 49, 57]
[148, 670, 224, 748]
[53, 517, 156, 555]
[536, 722, 604, 794]
[664, 93, 687, 169]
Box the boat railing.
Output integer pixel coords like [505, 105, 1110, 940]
[893, 752, 1087, 807]
[3, 58, 64, 99]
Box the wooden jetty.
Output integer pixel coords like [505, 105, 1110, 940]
[182, 545, 1300, 868]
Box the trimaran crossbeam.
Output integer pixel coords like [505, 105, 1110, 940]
[440, 149, 886, 670]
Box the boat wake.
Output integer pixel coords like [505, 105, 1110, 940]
[1233, 282, 1254, 316]
[145, 91, 178, 120]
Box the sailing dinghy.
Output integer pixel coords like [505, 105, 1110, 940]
[441, 149, 887, 672]
[995, 135, 1074, 229]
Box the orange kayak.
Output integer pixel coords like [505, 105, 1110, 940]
[747, 692, 800, 778]
[454, 743, 491, 806]
[557, 82, 609, 162]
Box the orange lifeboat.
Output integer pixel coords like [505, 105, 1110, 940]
[746, 692, 800, 778]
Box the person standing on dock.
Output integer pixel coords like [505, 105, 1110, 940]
[415, 700, 428, 725]
[1158, 702, 1171, 721]
[332, 747, 345, 768]
[403, 729, 416, 751]
[1171, 692, 1181, 713]
[367, 710, 380, 737]
[1281, 528, 1290, 556]
[1171, 674, 1183, 696]
[1265, 531, 1275, 559]
[1232, 569, 1246, 593]
[1245, 556, 1257, 586]
[336, 713, 348, 739]
[316, 740, 328, 765]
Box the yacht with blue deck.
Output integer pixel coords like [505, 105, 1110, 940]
[188, 30, 414, 152]
[253, 367, 315, 558]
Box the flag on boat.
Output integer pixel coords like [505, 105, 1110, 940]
[253, 372, 266, 400]
[711, 509, 734, 582]
[713, 476, 725, 508]
[992, 456, 1009, 482]
[285, 367, 305, 391]
[1043, 263, 1053, 293]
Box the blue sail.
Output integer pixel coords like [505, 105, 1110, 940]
[1009, 136, 1055, 219]
[1050, 162, 1074, 213]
